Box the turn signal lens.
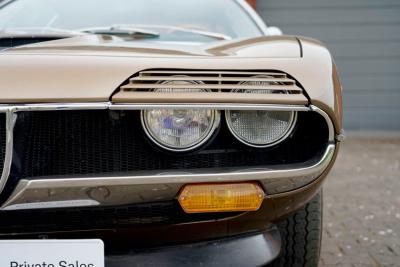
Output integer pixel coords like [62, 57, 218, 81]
[178, 183, 265, 213]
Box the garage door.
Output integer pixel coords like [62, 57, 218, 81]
[257, 0, 400, 131]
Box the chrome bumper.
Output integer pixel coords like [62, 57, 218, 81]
[0, 103, 336, 211]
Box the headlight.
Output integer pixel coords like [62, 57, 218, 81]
[225, 77, 297, 147]
[142, 108, 219, 151]
[225, 110, 297, 148]
[141, 81, 220, 151]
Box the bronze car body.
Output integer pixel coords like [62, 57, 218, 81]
[0, 0, 342, 266]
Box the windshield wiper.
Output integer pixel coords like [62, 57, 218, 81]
[78, 26, 160, 39]
[165, 25, 232, 41]
[110, 24, 232, 41]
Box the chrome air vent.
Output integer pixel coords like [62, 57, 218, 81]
[114, 70, 308, 104]
[120, 70, 303, 94]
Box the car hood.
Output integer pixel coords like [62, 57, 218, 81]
[0, 34, 302, 103]
[1, 34, 301, 58]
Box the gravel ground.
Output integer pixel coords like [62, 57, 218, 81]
[319, 137, 400, 266]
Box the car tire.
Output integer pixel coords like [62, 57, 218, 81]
[268, 190, 323, 267]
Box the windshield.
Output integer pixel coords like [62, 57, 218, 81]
[0, 0, 263, 40]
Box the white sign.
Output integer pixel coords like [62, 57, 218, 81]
[0, 240, 104, 267]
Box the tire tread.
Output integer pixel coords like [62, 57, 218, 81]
[268, 191, 322, 267]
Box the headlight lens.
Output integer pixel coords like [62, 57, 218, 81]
[225, 110, 297, 147]
[142, 108, 219, 151]
[142, 81, 220, 151]
[141, 81, 219, 151]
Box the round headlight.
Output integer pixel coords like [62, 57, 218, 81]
[225, 110, 297, 148]
[225, 76, 297, 147]
[142, 108, 219, 151]
[141, 81, 220, 151]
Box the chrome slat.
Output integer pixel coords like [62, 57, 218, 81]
[131, 76, 294, 83]
[139, 70, 287, 77]
[121, 84, 301, 91]
[124, 70, 302, 95]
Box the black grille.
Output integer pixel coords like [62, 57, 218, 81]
[0, 113, 6, 175]
[0, 201, 236, 234]
[11, 110, 328, 180]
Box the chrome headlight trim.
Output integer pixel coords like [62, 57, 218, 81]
[225, 110, 298, 148]
[0, 111, 16, 195]
[141, 109, 221, 152]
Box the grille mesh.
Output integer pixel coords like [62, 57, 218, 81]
[12, 110, 328, 179]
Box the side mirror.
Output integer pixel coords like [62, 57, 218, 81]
[267, 26, 283, 36]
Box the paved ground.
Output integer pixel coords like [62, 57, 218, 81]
[319, 137, 400, 266]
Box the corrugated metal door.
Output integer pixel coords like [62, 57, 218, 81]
[257, 0, 400, 131]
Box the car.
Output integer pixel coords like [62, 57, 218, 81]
[0, 0, 343, 266]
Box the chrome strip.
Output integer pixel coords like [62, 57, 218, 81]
[0, 103, 110, 112]
[0, 111, 16, 194]
[110, 103, 310, 112]
[1, 144, 335, 210]
[0, 103, 310, 112]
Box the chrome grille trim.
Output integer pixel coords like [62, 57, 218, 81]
[0, 103, 309, 112]
[122, 83, 302, 92]
[110, 103, 310, 111]
[0, 111, 16, 194]
[0, 103, 335, 209]
[0, 103, 332, 141]
[121, 70, 303, 94]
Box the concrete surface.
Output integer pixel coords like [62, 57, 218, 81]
[319, 137, 400, 266]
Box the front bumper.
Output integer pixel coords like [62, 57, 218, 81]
[106, 226, 281, 267]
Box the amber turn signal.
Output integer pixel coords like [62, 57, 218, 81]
[178, 183, 265, 213]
